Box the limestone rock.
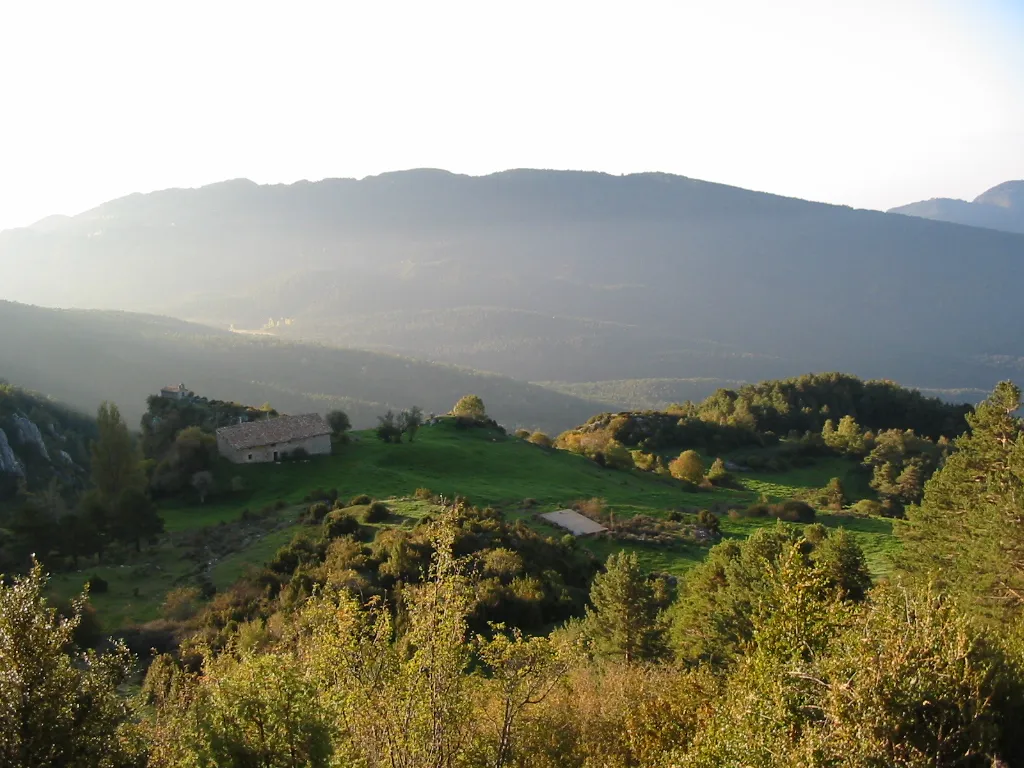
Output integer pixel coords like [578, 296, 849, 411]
[13, 415, 50, 461]
[0, 428, 25, 476]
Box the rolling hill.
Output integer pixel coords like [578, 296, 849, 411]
[0, 301, 601, 433]
[3, 170, 1024, 393]
[889, 180, 1024, 235]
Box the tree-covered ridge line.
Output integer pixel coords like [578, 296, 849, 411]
[0, 299, 601, 433]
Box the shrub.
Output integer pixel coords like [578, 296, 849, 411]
[326, 410, 351, 435]
[696, 509, 721, 533]
[669, 450, 705, 484]
[414, 487, 433, 501]
[303, 488, 332, 503]
[773, 499, 817, 523]
[290, 447, 310, 460]
[362, 501, 390, 523]
[85, 575, 108, 594]
[528, 431, 554, 448]
[742, 503, 771, 518]
[350, 494, 372, 506]
[323, 510, 361, 538]
[604, 440, 635, 470]
[274, 499, 288, 510]
[573, 497, 607, 520]
[522, 498, 538, 508]
[451, 394, 487, 421]
[304, 501, 330, 524]
[850, 498, 884, 517]
[161, 586, 202, 621]
[667, 510, 684, 522]
[514, 428, 531, 439]
[706, 457, 731, 486]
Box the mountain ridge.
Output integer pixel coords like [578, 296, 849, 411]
[888, 180, 1024, 234]
[3, 169, 1023, 395]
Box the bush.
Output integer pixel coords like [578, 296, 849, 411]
[706, 457, 732, 486]
[773, 499, 817, 523]
[528, 431, 554, 448]
[696, 509, 721, 533]
[362, 501, 390, 523]
[326, 410, 351, 435]
[451, 394, 487, 421]
[323, 511, 361, 538]
[742, 503, 771, 518]
[304, 502, 330, 524]
[573, 498, 607, 520]
[85, 575, 109, 594]
[849, 498, 884, 517]
[274, 499, 288, 510]
[290, 447, 310, 461]
[667, 510, 684, 522]
[738, 499, 816, 523]
[350, 494, 372, 506]
[161, 586, 202, 621]
[514, 429, 531, 439]
[414, 487, 433, 501]
[669, 450, 705, 484]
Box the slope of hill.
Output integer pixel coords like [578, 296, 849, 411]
[0, 301, 601, 433]
[888, 180, 1024, 235]
[3, 170, 1024, 391]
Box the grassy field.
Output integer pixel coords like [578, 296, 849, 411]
[49, 420, 899, 630]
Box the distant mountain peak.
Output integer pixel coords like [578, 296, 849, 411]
[973, 180, 1024, 209]
[889, 180, 1024, 235]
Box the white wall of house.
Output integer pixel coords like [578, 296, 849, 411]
[217, 432, 331, 464]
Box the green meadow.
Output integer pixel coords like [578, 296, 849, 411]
[49, 420, 897, 630]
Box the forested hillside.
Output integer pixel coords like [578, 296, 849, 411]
[0, 301, 599, 432]
[3, 170, 1024, 391]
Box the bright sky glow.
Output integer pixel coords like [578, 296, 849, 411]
[0, 0, 1022, 230]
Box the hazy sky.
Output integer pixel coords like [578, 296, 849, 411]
[1, 0, 1022, 231]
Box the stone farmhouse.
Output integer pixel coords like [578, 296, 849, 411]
[215, 413, 332, 464]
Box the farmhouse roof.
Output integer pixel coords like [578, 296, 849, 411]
[216, 413, 331, 450]
[540, 509, 608, 536]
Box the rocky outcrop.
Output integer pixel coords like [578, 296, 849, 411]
[13, 415, 49, 461]
[0, 428, 25, 476]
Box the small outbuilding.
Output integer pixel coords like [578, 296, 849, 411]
[160, 383, 190, 400]
[216, 413, 332, 464]
[540, 509, 608, 536]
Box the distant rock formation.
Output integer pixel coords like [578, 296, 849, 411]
[0, 428, 24, 476]
[13, 414, 49, 461]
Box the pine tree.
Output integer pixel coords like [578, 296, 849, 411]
[898, 381, 1024, 622]
[586, 551, 663, 663]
